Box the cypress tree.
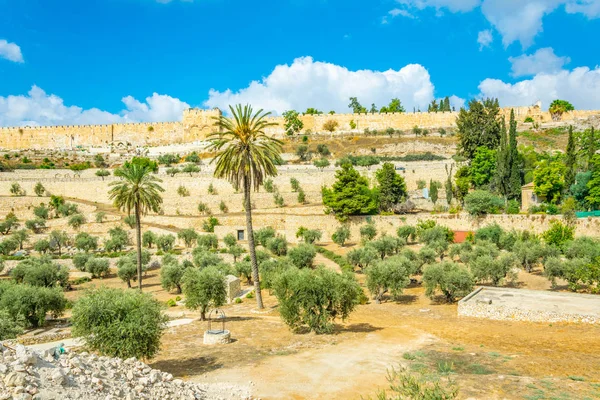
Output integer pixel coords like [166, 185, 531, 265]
[565, 125, 577, 192]
[508, 109, 522, 200]
[430, 179, 439, 205]
[495, 117, 510, 200]
[588, 127, 596, 170]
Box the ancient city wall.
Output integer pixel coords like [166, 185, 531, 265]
[1, 106, 599, 150]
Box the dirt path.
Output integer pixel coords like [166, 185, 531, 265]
[195, 331, 432, 400]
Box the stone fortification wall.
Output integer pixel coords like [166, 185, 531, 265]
[1, 105, 599, 150]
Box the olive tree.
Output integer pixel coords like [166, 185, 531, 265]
[10, 257, 69, 288]
[288, 243, 317, 269]
[365, 256, 411, 303]
[160, 256, 187, 294]
[182, 267, 227, 320]
[346, 246, 379, 272]
[177, 228, 198, 248]
[0, 283, 66, 328]
[273, 267, 361, 334]
[423, 262, 474, 302]
[74, 232, 98, 252]
[332, 225, 351, 246]
[71, 287, 167, 359]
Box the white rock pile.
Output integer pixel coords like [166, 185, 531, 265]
[0, 343, 252, 400]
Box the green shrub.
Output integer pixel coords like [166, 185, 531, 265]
[68, 213, 87, 230]
[95, 211, 106, 223]
[273, 267, 361, 333]
[116, 251, 150, 288]
[202, 216, 219, 233]
[74, 232, 98, 252]
[332, 225, 351, 246]
[0, 308, 24, 340]
[223, 233, 237, 248]
[234, 260, 253, 284]
[142, 231, 157, 248]
[397, 226, 417, 242]
[469, 253, 518, 286]
[11, 256, 69, 288]
[71, 287, 167, 359]
[296, 227, 322, 244]
[542, 220, 575, 248]
[33, 239, 51, 254]
[288, 243, 317, 269]
[197, 202, 211, 215]
[371, 367, 458, 399]
[73, 252, 92, 271]
[192, 247, 223, 269]
[346, 246, 379, 272]
[423, 262, 474, 302]
[464, 190, 504, 216]
[219, 200, 228, 213]
[474, 223, 504, 247]
[33, 204, 50, 220]
[124, 215, 137, 229]
[266, 235, 288, 256]
[156, 234, 176, 252]
[25, 218, 47, 234]
[264, 178, 275, 193]
[85, 257, 110, 279]
[365, 256, 411, 303]
[254, 226, 276, 246]
[182, 267, 227, 320]
[161, 258, 187, 294]
[0, 282, 66, 327]
[360, 223, 377, 243]
[177, 228, 198, 248]
[197, 233, 219, 250]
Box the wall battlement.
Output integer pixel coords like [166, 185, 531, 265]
[0, 105, 598, 151]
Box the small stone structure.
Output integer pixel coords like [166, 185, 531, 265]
[225, 275, 241, 303]
[458, 286, 600, 324]
[203, 330, 231, 345]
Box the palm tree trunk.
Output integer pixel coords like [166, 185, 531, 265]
[244, 175, 264, 309]
[135, 203, 143, 291]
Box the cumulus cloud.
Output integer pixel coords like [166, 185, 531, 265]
[0, 39, 24, 63]
[389, 0, 600, 48]
[204, 56, 439, 114]
[0, 86, 189, 127]
[477, 29, 493, 50]
[478, 66, 600, 109]
[509, 47, 570, 77]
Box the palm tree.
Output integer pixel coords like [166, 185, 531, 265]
[108, 161, 164, 290]
[208, 104, 282, 309]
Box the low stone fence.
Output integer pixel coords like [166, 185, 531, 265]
[458, 287, 600, 324]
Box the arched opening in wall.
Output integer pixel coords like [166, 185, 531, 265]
[188, 124, 211, 142]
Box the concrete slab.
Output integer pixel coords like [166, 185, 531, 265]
[458, 286, 600, 324]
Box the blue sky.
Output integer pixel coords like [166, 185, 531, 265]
[1, 0, 600, 126]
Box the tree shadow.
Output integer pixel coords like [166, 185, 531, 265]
[394, 294, 418, 305]
[334, 322, 383, 335]
[149, 355, 223, 377]
[223, 316, 258, 323]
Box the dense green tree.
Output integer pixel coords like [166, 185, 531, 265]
[296, 227, 322, 244]
[348, 97, 367, 113]
[542, 220, 575, 248]
[533, 160, 565, 204]
[74, 232, 98, 252]
[142, 230, 157, 248]
[71, 287, 167, 359]
[332, 225, 351, 246]
[273, 267, 362, 333]
[288, 243, 317, 269]
[470, 147, 497, 188]
[182, 267, 227, 320]
[379, 98, 405, 114]
[105, 226, 129, 252]
[196, 234, 219, 250]
[564, 126, 577, 192]
[507, 109, 522, 200]
[48, 230, 70, 256]
[33, 204, 49, 220]
[11, 256, 69, 288]
[360, 222, 377, 243]
[283, 110, 304, 137]
[375, 163, 407, 212]
[178, 228, 198, 248]
[266, 236, 288, 256]
[456, 98, 501, 160]
[0, 282, 66, 327]
[161, 256, 187, 294]
[549, 99, 574, 120]
[423, 262, 474, 302]
[346, 246, 378, 272]
[208, 104, 282, 310]
[322, 163, 377, 221]
[109, 160, 164, 290]
[365, 257, 411, 303]
[464, 190, 504, 216]
[586, 154, 600, 209]
[429, 180, 440, 205]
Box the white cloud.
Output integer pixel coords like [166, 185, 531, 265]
[477, 29, 493, 50]
[389, 8, 416, 18]
[389, 0, 600, 48]
[478, 66, 600, 109]
[0, 40, 24, 63]
[204, 56, 439, 115]
[0, 86, 189, 127]
[396, 0, 481, 12]
[508, 47, 570, 77]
